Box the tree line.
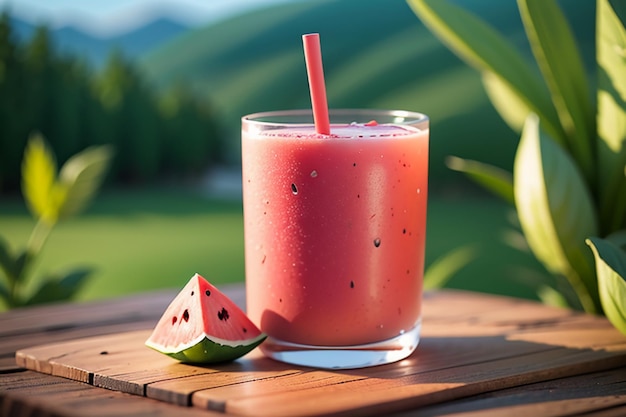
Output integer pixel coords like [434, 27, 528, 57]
[0, 13, 224, 195]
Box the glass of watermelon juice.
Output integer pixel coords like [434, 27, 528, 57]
[241, 109, 429, 369]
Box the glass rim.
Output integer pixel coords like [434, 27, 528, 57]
[242, 109, 428, 127]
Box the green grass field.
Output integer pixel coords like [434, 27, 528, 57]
[0, 186, 548, 308]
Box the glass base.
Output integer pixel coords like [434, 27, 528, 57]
[259, 320, 421, 369]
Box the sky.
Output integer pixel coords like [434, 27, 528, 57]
[0, 0, 301, 36]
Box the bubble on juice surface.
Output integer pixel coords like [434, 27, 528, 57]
[374, 238, 381, 248]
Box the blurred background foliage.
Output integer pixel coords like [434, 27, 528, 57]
[0, 14, 223, 192]
[0, 0, 597, 307]
[0, 0, 596, 193]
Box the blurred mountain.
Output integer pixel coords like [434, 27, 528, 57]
[9, 15, 190, 68]
[137, 0, 595, 184]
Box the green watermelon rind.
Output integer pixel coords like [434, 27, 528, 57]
[145, 332, 267, 364]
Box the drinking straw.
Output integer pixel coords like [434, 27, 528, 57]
[302, 33, 330, 135]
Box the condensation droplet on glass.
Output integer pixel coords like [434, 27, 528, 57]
[417, 188, 421, 194]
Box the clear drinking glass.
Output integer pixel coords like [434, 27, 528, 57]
[242, 109, 429, 369]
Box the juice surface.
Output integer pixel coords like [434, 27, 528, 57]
[242, 123, 428, 346]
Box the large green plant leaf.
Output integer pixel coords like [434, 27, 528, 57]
[518, 0, 595, 181]
[481, 72, 531, 135]
[56, 145, 113, 220]
[514, 114, 599, 313]
[597, 0, 626, 234]
[586, 238, 626, 336]
[446, 156, 514, 205]
[406, 0, 565, 143]
[21, 134, 58, 224]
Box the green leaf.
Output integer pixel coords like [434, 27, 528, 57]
[0, 236, 18, 282]
[21, 133, 58, 224]
[56, 145, 113, 220]
[0, 281, 10, 307]
[586, 238, 626, 336]
[25, 268, 93, 305]
[481, 71, 532, 135]
[501, 228, 530, 253]
[406, 0, 565, 143]
[424, 244, 478, 290]
[597, 0, 626, 233]
[514, 114, 599, 313]
[606, 230, 626, 250]
[537, 284, 571, 309]
[446, 156, 514, 205]
[0, 236, 29, 283]
[518, 0, 595, 180]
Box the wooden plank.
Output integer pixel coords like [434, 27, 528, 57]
[0, 356, 21, 373]
[0, 319, 156, 358]
[16, 324, 559, 405]
[18, 330, 222, 393]
[508, 324, 626, 351]
[0, 370, 229, 417]
[585, 406, 626, 417]
[147, 364, 301, 406]
[191, 368, 367, 411]
[13, 290, 626, 417]
[402, 366, 626, 417]
[15, 327, 539, 407]
[421, 291, 576, 325]
[0, 284, 244, 337]
[210, 347, 626, 417]
[0, 290, 173, 336]
[16, 330, 153, 379]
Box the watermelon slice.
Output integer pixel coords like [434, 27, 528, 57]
[145, 273, 266, 363]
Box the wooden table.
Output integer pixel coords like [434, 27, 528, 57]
[2, 285, 626, 417]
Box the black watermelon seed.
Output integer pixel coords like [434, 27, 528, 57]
[374, 238, 381, 247]
[182, 309, 190, 322]
[217, 307, 230, 321]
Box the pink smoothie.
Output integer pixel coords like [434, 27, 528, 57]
[242, 122, 428, 346]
